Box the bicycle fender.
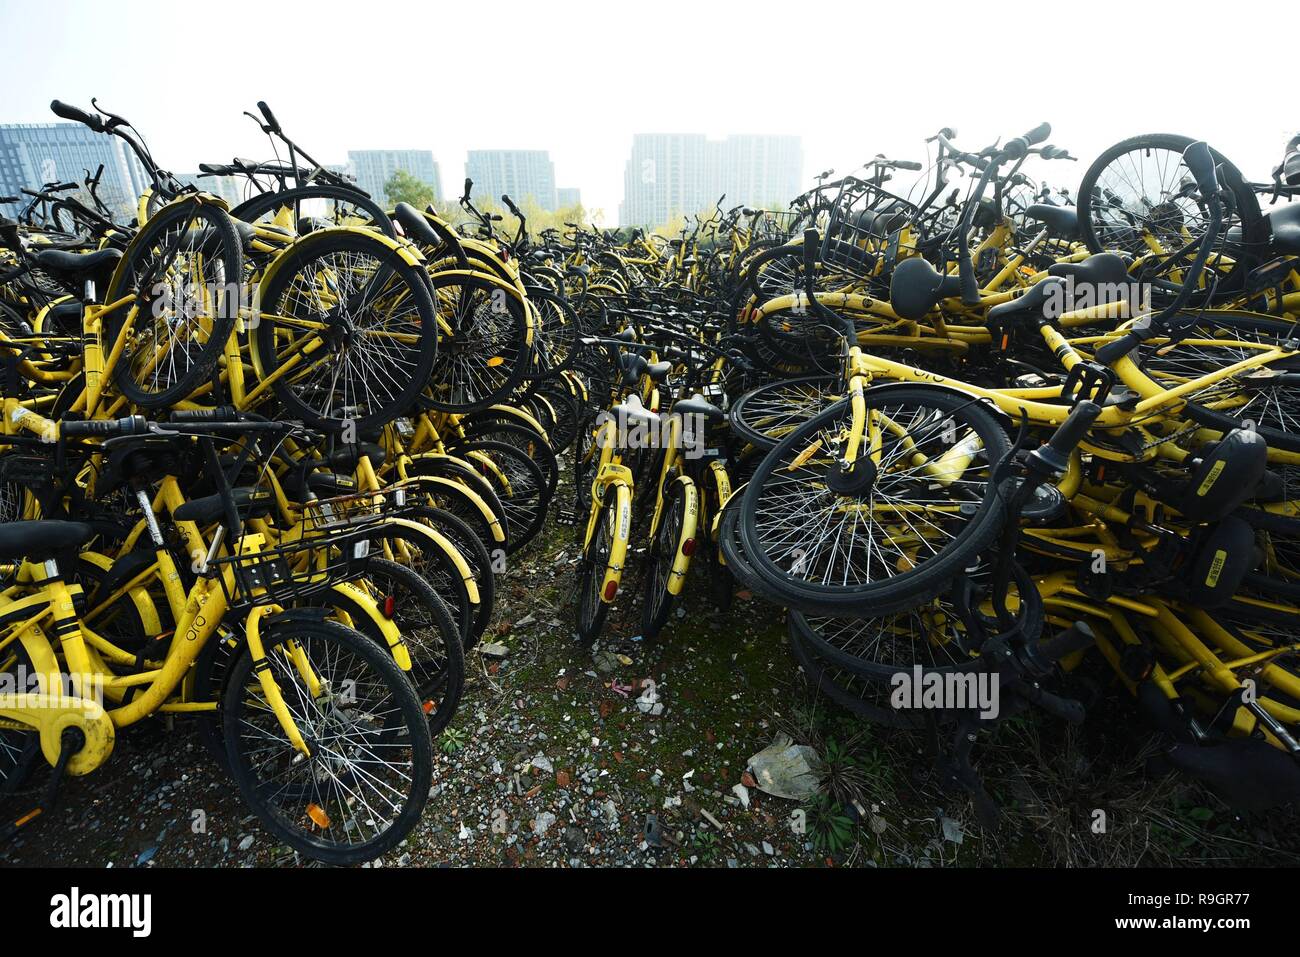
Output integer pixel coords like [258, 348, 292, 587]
[327, 580, 411, 672]
[862, 380, 1013, 425]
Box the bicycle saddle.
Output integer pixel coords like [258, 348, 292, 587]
[1025, 203, 1079, 238]
[173, 487, 273, 525]
[986, 277, 1066, 323]
[618, 352, 670, 385]
[393, 203, 439, 246]
[0, 521, 95, 562]
[611, 393, 660, 423]
[306, 472, 359, 497]
[325, 442, 387, 472]
[1265, 203, 1300, 257]
[31, 247, 121, 281]
[1047, 252, 1130, 287]
[674, 393, 725, 420]
[889, 256, 963, 321]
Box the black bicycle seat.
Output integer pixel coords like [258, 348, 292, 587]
[1048, 252, 1130, 288]
[889, 256, 963, 321]
[0, 521, 95, 562]
[675, 393, 725, 420]
[173, 487, 273, 525]
[1266, 203, 1300, 257]
[986, 277, 1066, 323]
[1025, 203, 1079, 238]
[32, 247, 121, 282]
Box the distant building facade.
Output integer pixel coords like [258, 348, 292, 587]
[465, 150, 557, 210]
[346, 149, 441, 206]
[619, 133, 802, 227]
[0, 122, 150, 219]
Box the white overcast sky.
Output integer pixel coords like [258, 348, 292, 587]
[0, 0, 1292, 220]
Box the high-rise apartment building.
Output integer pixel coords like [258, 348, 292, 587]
[346, 149, 441, 206]
[619, 133, 802, 227]
[0, 122, 150, 219]
[465, 150, 557, 210]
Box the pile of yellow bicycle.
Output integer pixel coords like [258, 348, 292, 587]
[0, 99, 576, 863]
[6, 97, 1300, 849]
[561, 124, 1300, 821]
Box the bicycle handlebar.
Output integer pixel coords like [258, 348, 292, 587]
[256, 100, 281, 134]
[50, 99, 104, 132]
[999, 122, 1051, 162]
[62, 415, 150, 438]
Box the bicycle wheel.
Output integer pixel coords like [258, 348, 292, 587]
[640, 478, 696, 641]
[411, 506, 496, 647]
[231, 186, 395, 239]
[737, 387, 1010, 616]
[730, 375, 841, 450]
[253, 230, 437, 432]
[402, 457, 509, 552]
[222, 617, 432, 865]
[1076, 133, 1265, 294]
[457, 420, 559, 496]
[457, 439, 550, 553]
[524, 287, 580, 377]
[788, 560, 1041, 681]
[424, 274, 530, 413]
[104, 198, 243, 407]
[361, 558, 464, 729]
[0, 642, 41, 797]
[533, 381, 581, 452]
[575, 488, 623, 645]
[786, 616, 926, 728]
[1133, 311, 1300, 453]
[362, 521, 475, 647]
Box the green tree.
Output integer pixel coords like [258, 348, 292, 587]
[382, 168, 438, 209]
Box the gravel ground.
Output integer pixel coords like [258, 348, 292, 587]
[5, 481, 1299, 868]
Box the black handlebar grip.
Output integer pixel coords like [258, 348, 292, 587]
[50, 100, 103, 132]
[894, 160, 923, 171]
[63, 415, 149, 437]
[1181, 141, 1218, 195]
[463, 178, 473, 197]
[256, 101, 281, 132]
[1036, 622, 1097, 664]
[1093, 329, 1146, 366]
[169, 406, 236, 423]
[1046, 400, 1101, 458]
[502, 195, 521, 216]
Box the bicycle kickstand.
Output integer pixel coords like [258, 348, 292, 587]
[0, 726, 84, 842]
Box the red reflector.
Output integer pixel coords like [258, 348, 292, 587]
[382, 595, 396, 618]
[681, 538, 697, 557]
[603, 580, 618, 601]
